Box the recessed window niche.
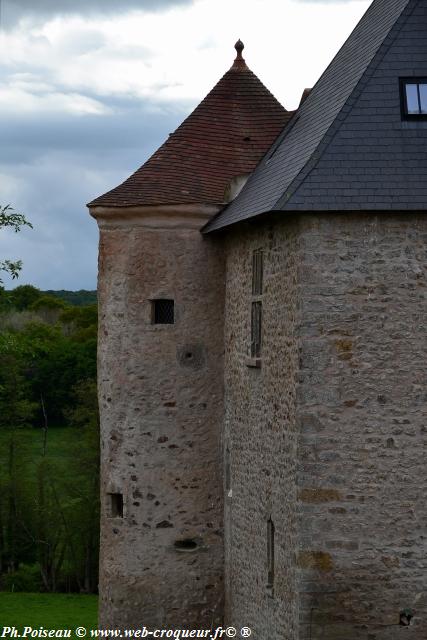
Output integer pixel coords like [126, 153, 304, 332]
[108, 493, 124, 518]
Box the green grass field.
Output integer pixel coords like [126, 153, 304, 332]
[0, 427, 81, 510]
[0, 593, 98, 636]
[0, 427, 77, 473]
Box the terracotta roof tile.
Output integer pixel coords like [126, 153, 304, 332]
[89, 42, 290, 208]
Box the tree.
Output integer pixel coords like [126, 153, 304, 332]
[66, 379, 100, 592]
[0, 331, 38, 429]
[0, 294, 100, 592]
[0, 205, 32, 284]
[8, 285, 42, 311]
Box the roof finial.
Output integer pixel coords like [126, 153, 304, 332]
[232, 39, 247, 69]
[234, 39, 244, 60]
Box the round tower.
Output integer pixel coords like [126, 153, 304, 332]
[88, 42, 289, 629]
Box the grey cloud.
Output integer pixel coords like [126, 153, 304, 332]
[0, 103, 185, 160]
[2, 0, 193, 27]
[0, 96, 188, 289]
[0, 158, 99, 290]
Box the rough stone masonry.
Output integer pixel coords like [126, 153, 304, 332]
[223, 212, 427, 639]
[95, 210, 225, 628]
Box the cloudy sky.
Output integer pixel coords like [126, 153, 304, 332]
[0, 0, 370, 290]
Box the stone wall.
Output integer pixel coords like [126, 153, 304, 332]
[297, 213, 427, 639]
[96, 221, 225, 628]
[223, 217, 301, 638]
[223, 212, 427, 639]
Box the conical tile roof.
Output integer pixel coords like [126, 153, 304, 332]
[89, 42, 290, 208]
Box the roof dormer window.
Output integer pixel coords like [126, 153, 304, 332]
[401, 78, 427, 119]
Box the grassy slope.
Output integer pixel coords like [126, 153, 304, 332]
[0, 593, 98, 633]
[0, 427, 77, 484]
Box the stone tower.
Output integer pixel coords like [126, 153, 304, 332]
[88, 42, 290, 628]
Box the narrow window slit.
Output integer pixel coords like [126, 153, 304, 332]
[248, 249, 263, 364]
[225, 446, 231, 496]
[252, 249, 264, 296]
[251, 301, 262, 358]
[267, 517, 275, 596]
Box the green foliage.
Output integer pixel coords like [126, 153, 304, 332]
[2, 288, 98, 312]
[66, 380, 99, 431]
[8, 285, 42, 311]
[0, 304, 97, 426]
[28, 297, 68, 327]
[2, 564, 43, 593]
[0, 206, 33, 285]
[0, 331, 38, 428]
[0, 427, 100, 594]
[30, 296, 67, 312]
[45, 290, 97, 307]
[0, 288, 99, 593]
[0, 287, 10, 312]
[0, 205, 33, 232]
[60, 304, 97, 328]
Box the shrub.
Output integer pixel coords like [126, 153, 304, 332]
[2, 564, 43, 593]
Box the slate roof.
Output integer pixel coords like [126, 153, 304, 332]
[205, 0, 418, 233]
[89, 42, 291, 208]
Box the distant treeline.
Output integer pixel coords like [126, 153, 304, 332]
[0, 284, 99, 594]
[0, 286, 97, 310]
[45, 290, 97, 307]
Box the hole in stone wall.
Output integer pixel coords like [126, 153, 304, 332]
[400, 609, 413, 626]
[108, 493, 124, 518]
[174, 539, 199, 552]
[177, 344, 206, 370]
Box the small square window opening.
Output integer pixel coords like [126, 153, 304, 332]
[153, 299, 174, 324]
[108, 493, 124, 518]
[225, 446, 231, 495]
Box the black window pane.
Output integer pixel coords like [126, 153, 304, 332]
[267, 518, 275, 589]
[406, 84, 420, 114]
[251, 301, 262, 358]
[419, 84, 427, 114]
[109, 493, 123, 518]
[153, 299, 174, 324]
[252, 249, 263, 296]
